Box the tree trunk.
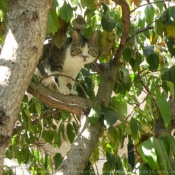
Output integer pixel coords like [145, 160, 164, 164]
[56, 115, 102, 175]
[0, 0, 52, 173]
[56, 64, 118, 175]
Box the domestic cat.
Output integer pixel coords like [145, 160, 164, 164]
[35, 30, 98, 95]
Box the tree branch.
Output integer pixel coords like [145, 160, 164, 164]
[130, 0, 169, 13]
[112, 0, 130, 65]
[27, 82, 92, 116]
[126, 26, 154, 43]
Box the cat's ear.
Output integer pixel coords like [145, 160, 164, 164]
[89, 31, 98, 45]
[72, 30, 82, 43]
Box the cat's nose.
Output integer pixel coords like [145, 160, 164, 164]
[82, 55, 88, 61]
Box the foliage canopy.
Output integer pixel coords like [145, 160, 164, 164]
[1, 0, 175, 174]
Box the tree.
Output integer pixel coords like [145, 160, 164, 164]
[1, 0, 175, 174]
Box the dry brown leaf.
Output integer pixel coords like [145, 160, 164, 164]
[52, 18, 69, 49]
[72, 15, 87, 31]
[100, 30, 116, 58]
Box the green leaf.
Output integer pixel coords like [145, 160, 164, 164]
[162, 65, 175, 85]
[160, 136, 170, 156]
[143, 45, 154, 57]
[80, 0, 96, 10]
[139, 163, 153, 175]
[60, 110, 72, 122]
[34, 149, 41, 162]
[154, 0, 164, 11]
[122, 47, 132, 62]
[121, 67, 131, 83]
[22, 111, 30, 130]
[47, 8, 59, 34]
[168, 6, 175, 22]
[44, 153, 48, 169]
[35, 102, 42, 117]
[150, 78, 160, 94]
[154, 138, 172, 173]
[110, 95, 127, 119]
[138, 138, 157, 170]
[101, 1, 109, 14]
[165, 37, 175, 57]
[145, 5, 155, 25]
[66, 123, 75, 143]
[0, 0, 7, 21]
[54, 131, 62, 148]
[155, 97, 171, 127]
[59, 2, 73, 22]
[129, 57, 138, 72]
[53, 153, 63, 170]
[59, 123, 67, 140]
[101, 11, 116, 32]
[167, 135, 175, 159]
[68, 0, 79, 7]
[108, 127, 119, 150]
[53, 0, 59, 8]
[42, 130, 53, 144]
[106, 151, 116, 170]
[146, 52, 159, 71]
[137, 13, 145, 28]
[83, 162, 96, 175]
[104, 110, 118, 129]
[102, 162, 111, 174]
[115, 155, 124, 171]
[155, 17, 164, 37]
[130, 118, 138, 139]
[88, 103, 102, 125]
[166, 81, 174, 99]
[22, 94, 28, 103]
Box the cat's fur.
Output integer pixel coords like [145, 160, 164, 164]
[35, 30, 98, 95]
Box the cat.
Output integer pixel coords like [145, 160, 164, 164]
[35, 30, 98, 95]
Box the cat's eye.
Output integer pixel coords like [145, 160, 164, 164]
[71, 48, 82, 56]
[89, 49, 98, 58]
[76, 48, 82, 53]
[88, 49, 97, 55]
[88, 49, 94, 53]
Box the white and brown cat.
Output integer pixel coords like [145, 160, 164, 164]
[35, 30, 98, 95]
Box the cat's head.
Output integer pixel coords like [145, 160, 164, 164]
[70, 30, 98, 63]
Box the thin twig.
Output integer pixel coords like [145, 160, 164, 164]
[130, 0, 170, 13]
[72, 113, 79, 127]
[126, 26, 154, 43]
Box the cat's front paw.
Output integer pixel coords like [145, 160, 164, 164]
[42, 77, 58, 89]
[70, 89, 78, 96]
[59, 87, 70, 95]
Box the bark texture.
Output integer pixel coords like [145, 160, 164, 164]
[0, 0, 52, 173]
[56, 115, 102, 175]
[28, 82, 92, 116]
